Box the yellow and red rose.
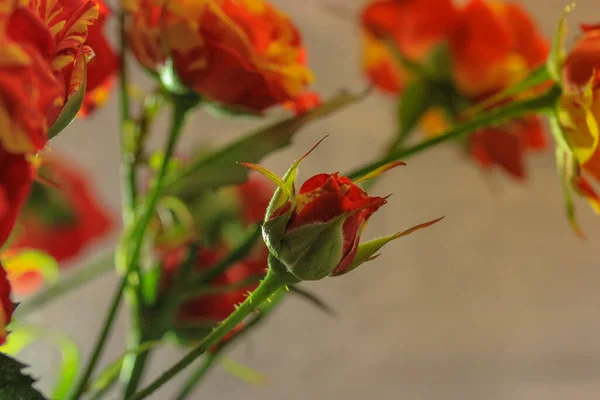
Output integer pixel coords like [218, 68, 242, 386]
[127, 0, 316, 113]
[558, 24, 600, 212]
[361, 0, 549, 179]
[1, 0, 101, 154]
[80, 0, 119, 116]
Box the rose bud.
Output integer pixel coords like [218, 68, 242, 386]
[242, 143, 442, 281]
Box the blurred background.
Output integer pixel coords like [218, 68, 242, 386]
[21, 0, 600, 399]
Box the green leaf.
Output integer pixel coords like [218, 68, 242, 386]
[547, 3, 575, 82]
[163, 89, 367, 196]
[345, 217, 444, 274]
[1, 323, 80, 400]
[48, 55, 87, 140]
[220, 357, 269, 386]
[463, 65, 552, 118]
[0, 353, 46, 400]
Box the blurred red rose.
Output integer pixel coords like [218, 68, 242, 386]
[7, 155, 114, 294]
[361, 0, 549, 179]
[361, 0, 457, 93]
[162, 246, 267, 324]
[127, 0, 315, 113]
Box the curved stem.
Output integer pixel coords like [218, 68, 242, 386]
[120, 98, 192, 396]
[173, 355, 215, 400]
[346, 86, 561, 180]
[128, 271, 286, 400]
[70, 100, 189, 400]
[173, 286, 288, 400]
[69, 277, 128, 399]
[118, 10, 136, 225]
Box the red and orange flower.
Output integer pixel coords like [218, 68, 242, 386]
[6, 155, 114, 294]
[558, 24, 600, 215]
[361, 0, 549, 180]
[80, 0, 119, 116]
[0, 148, 35, 246]
[127, 0, 316, 113]
[1, 0, 102, 154]
[162, 246, 266, 325]
[0, 263, 13, 345]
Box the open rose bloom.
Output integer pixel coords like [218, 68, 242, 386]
[127, 0, 317, 113]
[362, 0, 549, 179]
[556, 24, 600, 224]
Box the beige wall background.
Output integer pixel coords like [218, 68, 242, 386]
[21, 0, 600, 399]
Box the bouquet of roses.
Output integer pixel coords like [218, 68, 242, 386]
[0, 0, 598, 398]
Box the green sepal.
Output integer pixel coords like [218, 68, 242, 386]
[0, 353, 46, 400]
[277, 215, 347, 281]
[422, 42, 453, 81]
[394, 78, 439, 147]
[48, 54, 87, 140]
[547, 3, 575, 83]
[261, 212, 292, 257]
[344, 217, 444, 274]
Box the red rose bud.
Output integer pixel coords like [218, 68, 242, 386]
[0, 263, 14, 345]
[242, 144, 442, 281]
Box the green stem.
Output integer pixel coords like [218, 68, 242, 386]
[119, 98, 192, 396]
[118, 10, 136, 225]
[346, 86, 561, 180]
[173, 355, 215, 400]
[69, 277, 128, 399]
[128, 271, 287, 400]
[15, 252, 114, 317]
[173, 287, 288, 400]
[70, 99, 190, 400]
[121, 333, 152, 397]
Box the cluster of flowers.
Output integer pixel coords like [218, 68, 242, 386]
[0, 0, 598, 397]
